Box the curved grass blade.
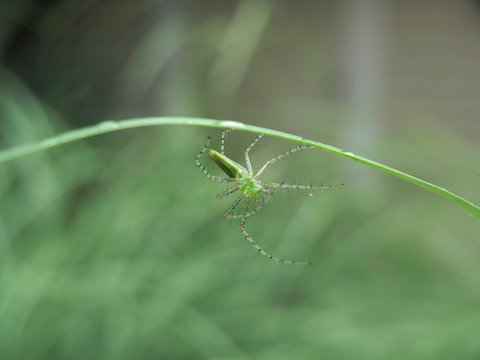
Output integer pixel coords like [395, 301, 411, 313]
[0, 116, 478, 219]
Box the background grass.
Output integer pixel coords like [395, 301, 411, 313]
[1, 1, 480, 359]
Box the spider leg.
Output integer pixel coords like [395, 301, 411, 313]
[263, 181, 344, 191]
[220, 129, 232, 155]
[245, 134, 264, 175]
[195, 136, 237, 183]
[227, 188, 277, 219]
[255, 144, 314, 178]
[217, 185, 241, 199]
[224, 194, 245, 218]
[240, 199, 311, 265]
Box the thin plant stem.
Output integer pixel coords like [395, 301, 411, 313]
[0, 116, 478, 218]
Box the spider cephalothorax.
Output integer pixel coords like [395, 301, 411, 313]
[207, 148, 264, 198]
[238, 178, 263, 199]
[195, 129, 342, 265]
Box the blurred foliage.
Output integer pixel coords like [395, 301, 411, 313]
[1, 1, 480, 359]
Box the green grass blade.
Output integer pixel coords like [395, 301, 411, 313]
[0, 116, 478, 218]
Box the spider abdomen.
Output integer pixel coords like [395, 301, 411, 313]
[208, 149, 247, 178]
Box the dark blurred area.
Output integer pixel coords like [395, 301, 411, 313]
[4, 0, 480, 133]
[0, 1, 479, 359]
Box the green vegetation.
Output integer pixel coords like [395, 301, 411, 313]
[2, 117, 478, 219]
[1, 110, 479, 358]
[1, 1, 479, 359]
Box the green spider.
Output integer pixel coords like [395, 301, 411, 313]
[195, 129, 342, 265]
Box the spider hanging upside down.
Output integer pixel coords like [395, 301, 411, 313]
[195, 129, 343, 265]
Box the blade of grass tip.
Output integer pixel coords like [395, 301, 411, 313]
[0, 116, 478, 219]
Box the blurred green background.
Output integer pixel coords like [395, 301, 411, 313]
[1, 1, 480, 359]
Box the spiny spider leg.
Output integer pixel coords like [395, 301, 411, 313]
[195, 136, 237, 183]
[245, 134, 264, 175]
[240, 199, 311, 265]
[255, 144, 314, 178]
[224, 194, 245, 219]
[227, 187, 280, 219]
[263, 181, 344, 191]
[220, 129, 232, 155]
[216, 186, 241, 199]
